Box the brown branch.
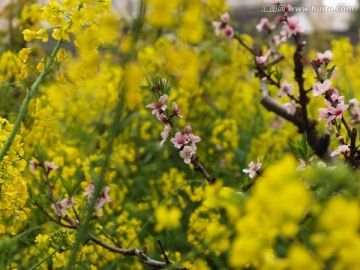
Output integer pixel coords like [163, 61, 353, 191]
[32, 200, 76, 229]
[310, 61, 323, 82]
[233, 35, 258, 55]
[34, 182, 187, 269]
[257, 68, 280, 87]
[88, 233, 187, 270]
[260, 81, 304, 127]
[293, 35, 309, 127]
[42, 166, 62, 218]
[231, 32, 333, 161]
[349, 128, 357, 165]
[341, 117, 352, 138]
[264, 55, 284, 68]
[191, 156, 216, 184]
[259, 82, 334, 161]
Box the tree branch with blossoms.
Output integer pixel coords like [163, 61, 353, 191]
[212, 4, 340, 164]
[29, 159, 188, 269]
[145, 79, 216, 184]
[310, 54, 360, 168]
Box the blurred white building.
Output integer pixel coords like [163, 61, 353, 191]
[227, 0, 358, 33]
[0, 0, 358, 33]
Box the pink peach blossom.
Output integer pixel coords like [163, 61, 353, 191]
[243, 159, 262, 179]
[179, 145, 194, 164]
[278, 80, 294, 97]
[146, 95, 168, 115]
[312, 80, 331, 97]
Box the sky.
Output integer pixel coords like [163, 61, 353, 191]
[323, 0, 358, 7]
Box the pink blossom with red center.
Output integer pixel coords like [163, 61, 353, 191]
[328, 103, 349, 119]
[256, 18, 275, 32]
[330, 145, 350, 157]
[255, 50, 271, 65]
[183, 125, 192, 134]
[84, 181, 111, 211]
[212, 12, 235, 38]
[243, 159, 262, 179]
[286, 16, 302, 35]
[51, 197, 75, 218]
[221, 12, 230, 23]
[315, 50, 333, 65]
[281, 16, 302, 39]
[329, 90, 344, 104]
[318, 107, 329, 121]
[275, 15, 282, 23]
[44, 161, 59, 172]
[312, 79, 331, 97]
[171, 132, 188, 149]
[156, 112, 168, 124]
[278, 80, 294, 97]
[318, 97, 349, 128]
[146, 94, 168, 115]
[29, 160, 37, 174]
[224, 25, 235, 38]
[84, 181, 95, 198]
[60, 197, 75, 209]
[179, 145, 194, 164]
[95, 186, 111, 211]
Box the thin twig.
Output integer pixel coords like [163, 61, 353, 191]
[157, 240, 171, 265]
[191, 156, 216, 184]
[264, 55, 284, 67]
[88, 233, 187, 270]
[42, 166, 62, 219]
[233, 35, 258, 55]
[32, 200, 75, 229]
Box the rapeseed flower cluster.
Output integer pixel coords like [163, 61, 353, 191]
[0, 118, 27, 235]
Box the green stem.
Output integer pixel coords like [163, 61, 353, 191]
[65, 84, 126, 270]
[0, 40, 63, 161]
[28, 248, 59, 270]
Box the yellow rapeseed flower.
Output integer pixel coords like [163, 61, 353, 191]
[155, 205, 182, 232]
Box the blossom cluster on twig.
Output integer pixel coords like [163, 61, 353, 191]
[146, 94, 201, 164]
[212, 7, 360, 168]
[145, 79, 216, 184]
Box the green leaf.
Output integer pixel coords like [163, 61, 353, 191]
[59, 175, 72, 195]
[300, 132, 308, 157]
[327, 65, 336, 80]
